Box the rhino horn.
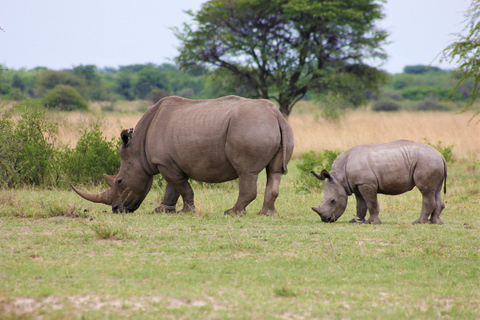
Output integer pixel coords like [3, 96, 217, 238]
[71, 185, 113, 205]
[102, 173, 117, 188]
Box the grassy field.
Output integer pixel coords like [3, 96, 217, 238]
[1, 103, 479, 319]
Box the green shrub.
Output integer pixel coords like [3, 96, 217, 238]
[0, 83, 12, 94]
[60, 122, 121, 186]
[3, 88, 23, 100]
[400, 86, 462, 101]
[316, 92, 352, 123]
[0, 106, 59, 187]
[414, 98, 450, 111]
[42, 84, 88, 111]
[372, 100, 401, 112]
[150, 88, 170, 103]
[295, 149, 341, 192]
[424, 139, 455, 164]
[37, 70, 86, 96]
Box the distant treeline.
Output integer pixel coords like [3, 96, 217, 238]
[0, 63, 472, 112]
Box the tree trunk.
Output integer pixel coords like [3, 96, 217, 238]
[279, 101, 290, 119]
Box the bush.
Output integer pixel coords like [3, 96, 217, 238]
[316, 92, 351, 123]
[372, 100, 401, 112]
[150, 88, 170, 103]
[37, 70, 86, 96]
[42, 84, 89, 111]
[414, 98, 450, 111]
[424, 139, 455, 164]
[400, 86, 462, 101]
[0, 106, 59, 187]
[60, 122, 121, 186]
[295, 150, 341, 192]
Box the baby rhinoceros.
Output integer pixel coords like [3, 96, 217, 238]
[311, 140, 447, 224]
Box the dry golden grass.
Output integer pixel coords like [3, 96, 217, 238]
[51, 100, 480, 161]
[290, 105, 480, 160]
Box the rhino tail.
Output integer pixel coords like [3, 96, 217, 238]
[278, 115, 294, 175]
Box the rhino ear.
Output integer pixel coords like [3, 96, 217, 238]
[311, 170, 331, 181]
[103, 173, 116, 188]
[120, 128, 133, 146]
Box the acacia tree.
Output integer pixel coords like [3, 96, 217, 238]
[175, 0, 388, 117]
[439, 0, 480, 118]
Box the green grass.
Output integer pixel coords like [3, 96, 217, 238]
[0, 161, 479, 319]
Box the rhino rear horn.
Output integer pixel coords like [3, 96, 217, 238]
[311, 170, 331, 181]
[71, 185, 113, 205]
[103, 173, 117, 188]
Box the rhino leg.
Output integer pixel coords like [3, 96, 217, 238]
[154, 183, 179, 213]
[177, 181, 196, 213]
[162, 178, 196, 213]
[350, 193, 367, 223]
[413, 190, 436, 224]
[357, 185, 382, 224]
[429, 189, 445, 224]
[225, 173, 258, 215]
[258, 171, 282, 215]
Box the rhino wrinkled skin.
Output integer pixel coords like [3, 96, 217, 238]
[311, 140, 447, 224]
[72, 95, 294, 215]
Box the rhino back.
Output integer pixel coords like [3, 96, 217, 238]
[145, 96, 284, 183]
[343, 140, 442, 195]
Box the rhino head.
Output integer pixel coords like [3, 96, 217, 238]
[72, 129, 153, 213]
[310, 170, 348, 222]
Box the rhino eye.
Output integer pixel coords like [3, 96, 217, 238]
[330, 199, 336, 205]
[117, 178, 123, 184]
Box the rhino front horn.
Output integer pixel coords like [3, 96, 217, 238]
[71, 185, 113, 205]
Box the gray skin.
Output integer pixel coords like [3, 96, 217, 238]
[311, 140, 447, 224]
[72, 95, 294, 215]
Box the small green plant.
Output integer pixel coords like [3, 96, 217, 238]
[274, 286, 296, 298]
[295, 149, 341, 192]
[424, 139, 455, 163]
[90, 222, 128, 240]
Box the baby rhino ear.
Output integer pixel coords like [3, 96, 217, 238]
[311, 170, 331, 181]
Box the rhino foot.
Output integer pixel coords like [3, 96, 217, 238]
[224, 208, 247, 215]
[412, 218, 431, 224]
[429, 217, 443, 224]
[257, 208, 278, 216]
[350, 216, 366, 223]
[154, 203, 177, 214]
[366, 218, 382, 224]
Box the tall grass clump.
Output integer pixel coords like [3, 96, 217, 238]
[90, 221, 129, 240]
[295, 149, 341, 192]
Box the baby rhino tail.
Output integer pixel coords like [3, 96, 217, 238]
[443, 158, 447, 194]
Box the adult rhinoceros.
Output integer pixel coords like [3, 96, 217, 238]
[310, 140, 447, 224]
[72, 95, 294, 215]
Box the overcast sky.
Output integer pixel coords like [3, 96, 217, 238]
[0, 0, 471, 74]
